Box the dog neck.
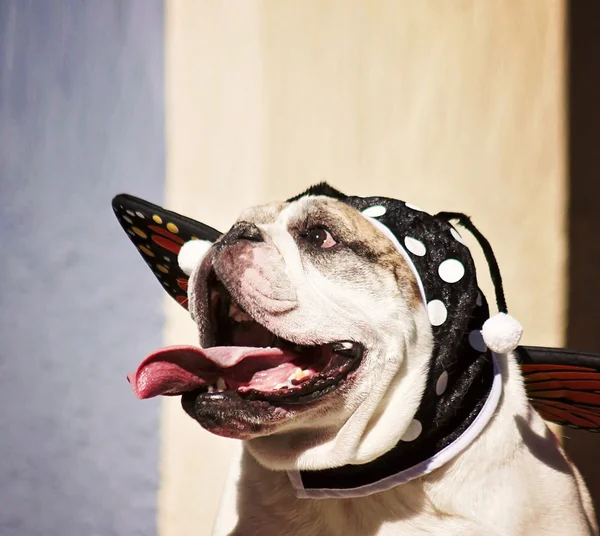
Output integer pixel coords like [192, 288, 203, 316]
[287, 348, 501, 499]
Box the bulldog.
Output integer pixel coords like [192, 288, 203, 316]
[122, 184, 597, 536]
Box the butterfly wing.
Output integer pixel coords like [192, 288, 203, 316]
[518, 346, 600, 431]
[112, 194, 222, 310]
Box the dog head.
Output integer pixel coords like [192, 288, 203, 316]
[187, 193, 435, 469]
[125, 185, 506, 472]
[129, 189, 436, 470]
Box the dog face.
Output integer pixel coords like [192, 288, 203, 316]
[179, 195, 434, 470]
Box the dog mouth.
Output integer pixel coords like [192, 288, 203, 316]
[128, 274, 364, 406]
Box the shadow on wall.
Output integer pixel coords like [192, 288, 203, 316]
[564, 0, 600, 523]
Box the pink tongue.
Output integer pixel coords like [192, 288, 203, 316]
[128, 345, 293, 399]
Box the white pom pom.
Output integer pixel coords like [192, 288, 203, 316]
[178, 239, 212, 276]
[481, 313, 523, 354]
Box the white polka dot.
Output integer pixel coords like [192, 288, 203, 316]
[469, 330, 488, 352]
[476, 292, 483, 307]
[164, 256, 171, 262]
[123, 216, 133, 224]
[127, 229, 135, 236]
[126, 209, 135, 217]
[427, 300, 447, 326]
[450, 227, 464, 244]
[404, 237, 426, 256]
[361, 205, 386, 218]
[436, 371, 449, 396]
[405, 202, 423, 212]
[135, 211, 145, 219]
[438, 259, 465, 283]
[401, 419, 422, 442]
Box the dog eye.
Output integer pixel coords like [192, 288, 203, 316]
[305, 226, 337, 249]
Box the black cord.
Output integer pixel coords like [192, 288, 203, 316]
[436, 212, 507, 314]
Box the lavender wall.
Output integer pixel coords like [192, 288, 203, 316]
[0, 2, 164, 534]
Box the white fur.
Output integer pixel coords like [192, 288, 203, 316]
[242, 199, 433, 469]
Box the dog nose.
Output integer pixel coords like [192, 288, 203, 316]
[219, 221, 264, 247]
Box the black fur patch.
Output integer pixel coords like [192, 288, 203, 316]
[287, 182, 347, 203]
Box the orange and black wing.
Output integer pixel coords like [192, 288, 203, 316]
[112, 194, 222, 310]
[518, 346, 600, 431]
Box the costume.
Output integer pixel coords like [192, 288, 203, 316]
[113, 184, 600, 498]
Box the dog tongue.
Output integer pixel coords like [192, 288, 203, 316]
[128, 345, 292, 399]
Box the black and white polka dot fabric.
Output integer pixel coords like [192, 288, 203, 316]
[355, 196, 494, 436]
[291, 186, 500, 497]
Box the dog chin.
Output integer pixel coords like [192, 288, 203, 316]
[180, 390, 292, 439]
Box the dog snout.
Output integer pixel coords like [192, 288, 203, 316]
[218, 221, 264, 249]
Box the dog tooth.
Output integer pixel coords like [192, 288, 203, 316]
[300, 370, 311, 381]
[290, 368, 311, 384]
[291, 367, 303, 381]
[340, 342, 354, 350]
[216, 377, 226, 391]
[207, 385, 215, 393]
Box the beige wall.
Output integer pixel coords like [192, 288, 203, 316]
[162, 2, 566, 534]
